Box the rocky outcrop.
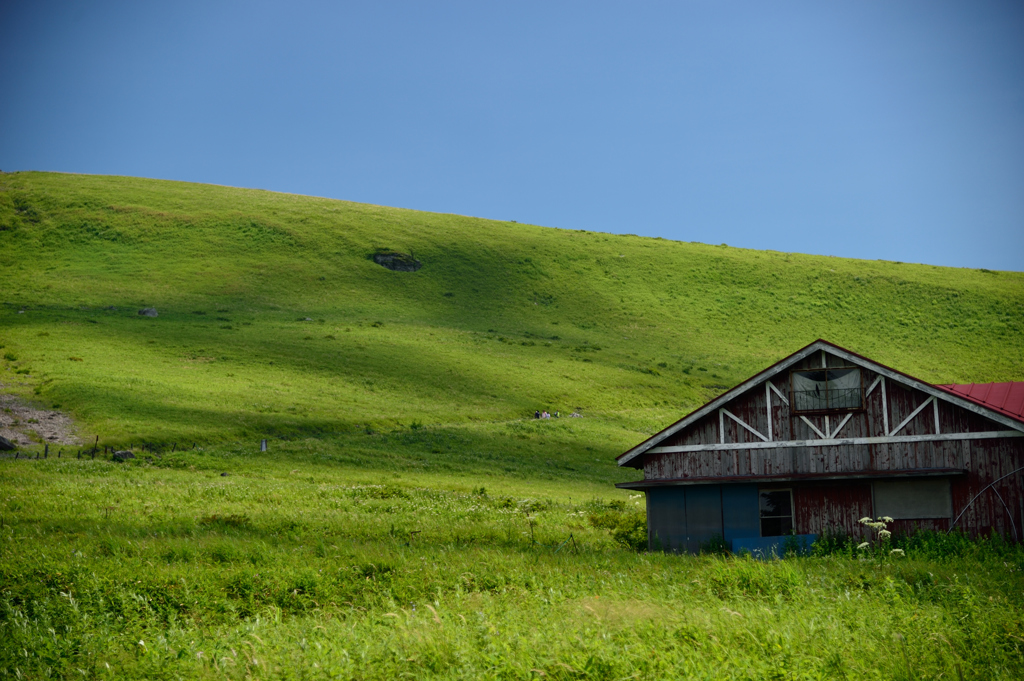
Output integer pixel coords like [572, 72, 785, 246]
[372, 252, 421, 272]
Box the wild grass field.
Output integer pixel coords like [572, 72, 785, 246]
[1, 171, 1023, 679]
[3, 449, 1023, 680]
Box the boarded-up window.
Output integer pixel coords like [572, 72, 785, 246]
[873, 479, 952, 519]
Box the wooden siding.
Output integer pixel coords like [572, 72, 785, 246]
[793, 483, 873, 538]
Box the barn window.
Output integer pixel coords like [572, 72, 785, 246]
[759, 488, 793, 536]
[873, 479, 952, 519]
[790, 367, 863, 414]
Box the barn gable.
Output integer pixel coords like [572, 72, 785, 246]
[616, 340, 1024, 553]
[619, 340, 1024, 470]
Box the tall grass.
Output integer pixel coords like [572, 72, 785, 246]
[1, 452, 1022, 679]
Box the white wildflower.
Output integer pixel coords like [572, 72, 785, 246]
[858, 517, 872, 524]
[881, 516, 893, 523]
[857, 542, 870, 550]
[890, 549, 905, 557]
[878, 530, 891, 540]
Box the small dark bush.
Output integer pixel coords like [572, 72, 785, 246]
[589, 506, 647, 551]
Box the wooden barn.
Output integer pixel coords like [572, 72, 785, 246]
[616, 340, 1024, 554]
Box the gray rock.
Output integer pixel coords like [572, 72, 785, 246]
[221, 472, 229, 477]
[138, 308, 158, 317]
[372, 252, 422, 272]
[0, 435, 15, 451]
[112, 450, 135, 461]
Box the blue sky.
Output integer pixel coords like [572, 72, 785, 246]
[2, 1, 1022, 270]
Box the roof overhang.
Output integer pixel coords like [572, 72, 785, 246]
[615, 467, 968, 489]
[617, 339, 1024, 469]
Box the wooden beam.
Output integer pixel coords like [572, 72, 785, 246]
[723, 408, 769, 442]
[647, 430, 1024, 454]
[616, 468, 969, 489]
[831, 413, 854, 438]
[769, 382, 789, 405]
[799, 415, 827, 440]
[881, 377, 889, 435]
[890, 396, 935, 436]
[765, 382, 773, 442]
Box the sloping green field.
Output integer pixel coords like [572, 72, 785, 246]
[1, 171, 1021, 452]
[1, 172, 1022, 679]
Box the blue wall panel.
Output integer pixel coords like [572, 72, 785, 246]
[722, 484, 760, 542]
[647, 488, 687, 552]
[684, 485, 723, 552]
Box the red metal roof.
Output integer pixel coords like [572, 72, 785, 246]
[935, 382, 1024, 424]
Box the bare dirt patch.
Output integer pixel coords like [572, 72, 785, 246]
[0, 388, 81, 447]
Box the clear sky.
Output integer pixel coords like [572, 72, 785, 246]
[2, 1, 1022, 271]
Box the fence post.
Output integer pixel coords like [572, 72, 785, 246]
[261, 439, 268, 452]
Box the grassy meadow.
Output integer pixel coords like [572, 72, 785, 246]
[1, 171, 1023, 679]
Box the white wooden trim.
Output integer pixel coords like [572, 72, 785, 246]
[723, 408, 769, 442]
[800, 415, 827, 440]
[825, 415, 831, 439]
[866, 375, 882, 396]
[647, 430, 1024, 454]
[881, 377, 890, 435]
[832, 413, 854, 438]
[891, 397, 935, 436]
[719, 409, 725, 445]
[769, 382, 789, 405]
[821, 350, 827, 368]
[765, 382, 773, 442]
[933, 398, 940, 435]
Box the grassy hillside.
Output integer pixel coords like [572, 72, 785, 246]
[0, 171, 1021, 460]
[2, 172, 1023, 679]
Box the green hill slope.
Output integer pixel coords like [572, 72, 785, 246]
[1, 171, 1022, 482]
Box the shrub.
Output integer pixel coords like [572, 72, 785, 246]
[589, 505, 647, 551]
